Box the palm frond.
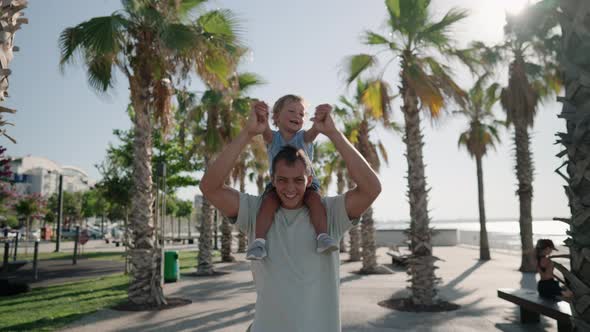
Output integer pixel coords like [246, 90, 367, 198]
[377, 141, 389, 165]
[417, 7, 468, 48]
[173, 0, 208, 19]
[59, 14, 128, 71]
[237, 72, 265, 92]
[405, 61, 444, 117]
[161, 23, 199, 51]
[198, 9, 242, 44]
[344, 54, 377, 85]
[86, 54, 115, 92]
[361, 80, 393, 123]
[362, 30, 396, 49]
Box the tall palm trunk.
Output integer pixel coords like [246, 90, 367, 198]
[556, 1, 590, 329]
[347, 175, 361, 261]
[0, 0, 27, 140]
[220, 179, 234, 262]
[220, 214, 235, 261]
[358, 120, 378, 272]
[337, 170, 347, 252]
[237, 175, 247, 253]
[197, 195, 215, 274]
[475, 155, 490, 260]
[128, 77, 165, 306]
[513, 119, 536, 272]
[402, 68, 437, 305]
[360, 207, 378, 273]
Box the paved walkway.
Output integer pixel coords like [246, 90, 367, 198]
[58, 245, 566, 332]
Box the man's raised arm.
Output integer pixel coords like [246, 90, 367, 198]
[199, 102, 269, 218]
[312, 104, 381, 219]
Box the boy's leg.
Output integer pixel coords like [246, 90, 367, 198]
[246, 189, 280, 260]
[304, 188, 338, 254]
[304, 189, 328, 235]
[255, 189, 280, 238]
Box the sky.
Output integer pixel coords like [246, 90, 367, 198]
[6, 0, 569, 222]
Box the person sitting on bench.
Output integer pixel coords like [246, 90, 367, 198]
[535, 239, 572, 301]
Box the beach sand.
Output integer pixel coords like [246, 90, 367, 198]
[60, 245, 565, 332]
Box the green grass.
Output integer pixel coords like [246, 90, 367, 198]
[0, 249, 222, 331]
[0, 274, 128, 332]
[14, 249, 218, 266]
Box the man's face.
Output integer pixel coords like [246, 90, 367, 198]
[272, 159, 312, 209]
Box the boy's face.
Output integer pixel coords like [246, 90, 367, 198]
[274, 100, 305, 133]
[272, 159, 312, 209]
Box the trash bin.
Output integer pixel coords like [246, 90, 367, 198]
[164, 250, 179, 283]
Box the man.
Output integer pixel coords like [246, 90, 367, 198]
[200, 102, 381, 332]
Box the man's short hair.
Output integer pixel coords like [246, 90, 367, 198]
[271, 145, 312, 176]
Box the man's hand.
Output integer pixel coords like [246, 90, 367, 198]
[311, 104, 338, 138]
[246, 101, 269, 137]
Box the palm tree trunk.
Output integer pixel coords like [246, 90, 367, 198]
[557, 1, 590, 329]
[360, 207, 378, 273]
[357, 120, 379, 271]
[127, 77, 165, 306]
[237, 176, 247, 253]
[337, 170, 347, 253]
[220, 178, 234, 262]
[197, 195, 215, 274]
[402, 75, 437, 306]
[220, 215, 235, 262]
[346, 175, 361, 261]
[513, 121, 536, 272]
[476, 155, 490, 260]
[0, 0, 27, 139]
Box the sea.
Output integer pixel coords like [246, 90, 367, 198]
[376, 219, 569, 250]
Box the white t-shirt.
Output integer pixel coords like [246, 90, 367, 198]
[236, 193, 356, 332]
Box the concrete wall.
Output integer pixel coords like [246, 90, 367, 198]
[375, 228, 458, 247]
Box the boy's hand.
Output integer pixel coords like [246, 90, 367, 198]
[311, 104, 338, 137]
[246, 101, 269, 137]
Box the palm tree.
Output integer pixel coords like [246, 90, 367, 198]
[0, 0, 27, 143]
[487, 5, 562, 272]
[247, 135, 269, 195]
[539, 0, 590, 329]
[336, 81, 394, 273]
[232, 151, 249, 253]
[60, 0, 240, 306]
[192, 72, 263, 271]
[456, 75, 502, 261]
[345, 0, 469, 306]
[316, 141, 347, 252]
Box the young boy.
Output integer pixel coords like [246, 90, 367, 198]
[246, 95, 338, 260]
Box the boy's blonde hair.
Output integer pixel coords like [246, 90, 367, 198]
[272, 94, 305, 127]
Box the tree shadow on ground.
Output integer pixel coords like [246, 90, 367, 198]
[171, 278, 255, 302]
[340, 273, 365, 285]
[350, 259, 493, 331]
[4, 312, 92, 332]
[115, 303, 255, 332]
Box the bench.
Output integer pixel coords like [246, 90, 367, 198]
[497, 288, 572, 332]
[386, 251, 409, 267]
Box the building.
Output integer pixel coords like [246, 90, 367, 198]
[8, 155, 95, 197]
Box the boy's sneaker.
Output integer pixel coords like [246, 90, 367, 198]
[246, 239, 267, 260]
[317, 234, 338, 254]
